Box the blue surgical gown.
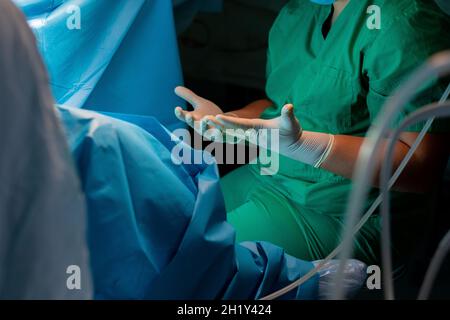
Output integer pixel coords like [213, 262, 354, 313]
[14, 0, 188, 128]
[57, 106, 319, 300]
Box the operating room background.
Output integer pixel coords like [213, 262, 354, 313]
[177, 0, 450, 299]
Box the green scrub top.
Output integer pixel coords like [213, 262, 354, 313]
[222, 0, 450, 265]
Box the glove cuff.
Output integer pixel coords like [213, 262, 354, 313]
[292, 131, 335, 167]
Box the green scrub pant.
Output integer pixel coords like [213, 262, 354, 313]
[221, 165, 381, 265]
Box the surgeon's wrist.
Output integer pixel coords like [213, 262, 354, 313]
[291, 131, 335, 168]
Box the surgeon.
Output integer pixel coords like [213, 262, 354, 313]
[174, 0, 450, 267]
[0, 0, 91, 299]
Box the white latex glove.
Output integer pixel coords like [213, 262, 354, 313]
[174, 86, 225, 139]
[215, 104, 335, 167]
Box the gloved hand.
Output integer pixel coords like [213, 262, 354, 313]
[217, 103, 302, 148]
[174, 86, 225, 138]
[215, 104, 335, 168]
